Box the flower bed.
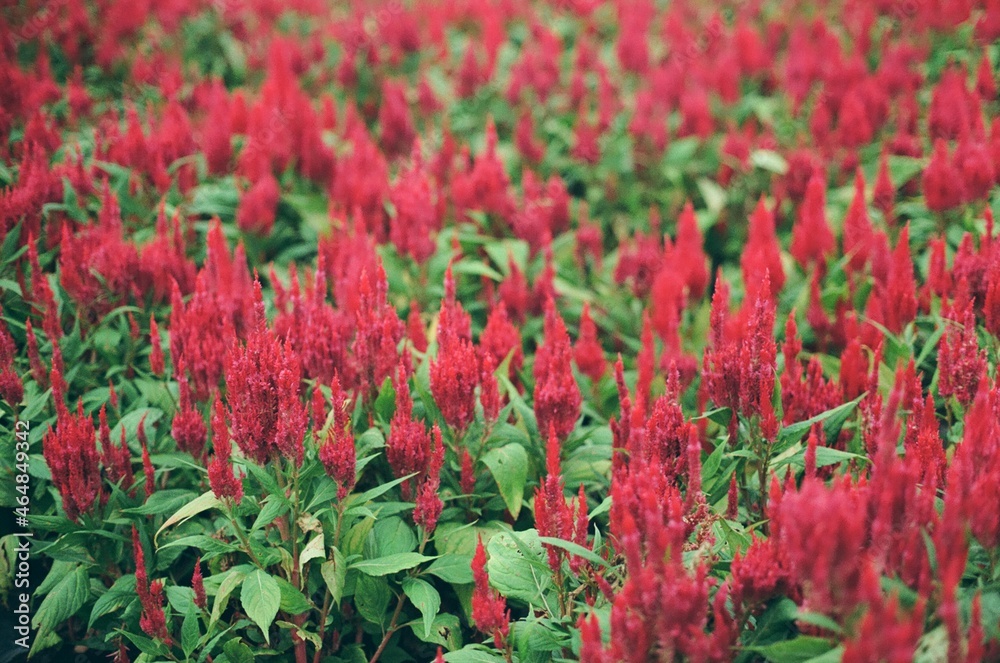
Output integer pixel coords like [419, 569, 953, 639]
[1, 1, 999, 661]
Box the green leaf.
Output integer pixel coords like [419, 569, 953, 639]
[181, 606, 200, 657]
[702, 438, 726, 489]
[403, 577, 441, 639]
[695, 407, 733, 427]
[349, 472, 417, 507]
[155, 490, 222, 544]
[794, 610, 843, 635]
[354, 574, 391, 626]
[425, 554, 474, 584]
[697, 177, 727, 214]
[374, 516, 417, 556]
[410, 612, 463, 649]
[321, 547, 348, 606]
[373, 377, 396, 423]
[342, 516, 376, 558]
[452, 258, 503, 281]
[886, 155, 925, 186]
[299, 533, 325, 573]
[223, 639, 255, 663]
[252, 496, 290, 532]
[211, 568, 248, 627]
[813, 447, 867, 468]
[914, 626, 948, 663]
[122, 489, 196, 516]
[240, 570, 281, 644]
[745, 636, 836, 663]
[486, 530, 553, 607]
[89, 574, 137, 628]
[481, 443, 528, 519]
[276, 577, 313, 615]
[166, 585, 197, 614]
[115, 630, 170, 657]
[537, 536, 609, 568]
[33, 565, 89, 635]
[242, 462, 284, 501]
[803, 647, 844, 663]
[776, 396, 863, 450]
[513, 618, 570, 658]
[750, 149, 789, 174]
[351, 552, 435, 576]
[588, 495, 612, 519]
[443, 646, 507, 662]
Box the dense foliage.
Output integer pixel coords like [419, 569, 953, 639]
[1, 0, 1000, 661]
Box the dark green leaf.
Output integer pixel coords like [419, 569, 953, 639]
[223, 639, 255, 663]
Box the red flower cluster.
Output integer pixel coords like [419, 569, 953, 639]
[318, 376, 357, 500]
[132, 527, 169, 643]
[5, 0, 1000, 658]
[225, 284, 307, 465]
[42, 402, 102, 521]
[533, 300, 582, 440]
[471, 536, 510, 649]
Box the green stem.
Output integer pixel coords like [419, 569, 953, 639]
[225, 503, 265, 568]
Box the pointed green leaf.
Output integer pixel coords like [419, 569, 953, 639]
[155, 490, 222, 544]
[481, 443, 528, 519]
[240, 570, 280, 644]
[351, 552, 435, 576]
[402, 577, 441, 639]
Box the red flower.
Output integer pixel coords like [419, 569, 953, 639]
[168, 278, 236, 402]
[873, 152, 895, 219]
[413, 425, 445, 535]
[0, 315, 23, 405]
[138, 416, 155, 497]
[534, 426, 590, 573]
[352, 263, 403, 403]
[480, 302, 523, 377]
[790, 172, 835, 269]
[271, 262, 349, 386]
[938, 289, 987, 407]
[235, 174, 280, 235]
[479, 353, 502, 422]
[132, 527, 170, 643]
[574, 302, 606, 382]
[387, 361, 430, 493]
[43, 401, 102, 521]
[430, 268, 479, 431]
[923, 139, 964, 212]
[842, 169, 874, 274]
[148, 315, 164, 376]
[98, 406, 133, 492]
[389, 141, 439, 263]
[172, 372, 206, 458]
[378, 79, 415, 159]
[226, 296, 307, 465]
[703, 273, 777, 426]
[741, 197, 784, 299]
[533, 300, 582, 440]
[191, 557, 206, 610]
[207, 396, 242, 504]
[471, 536, 510, 649]
[318, 376, 356, 500]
